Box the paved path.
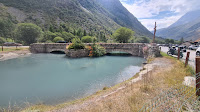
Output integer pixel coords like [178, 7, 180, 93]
[161, 47, 195, 69]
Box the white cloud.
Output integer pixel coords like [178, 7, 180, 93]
[120, 0, 200, 30]
[140, 15, 182, 31]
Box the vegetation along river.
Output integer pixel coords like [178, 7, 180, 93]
[0, 54, 145, 107]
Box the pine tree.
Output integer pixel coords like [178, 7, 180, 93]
[83, 29, 87, 36]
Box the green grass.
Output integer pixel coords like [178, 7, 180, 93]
[161, 51, 195, 75]
[160, 51, 177, 60]
[0, 47, 29, 52]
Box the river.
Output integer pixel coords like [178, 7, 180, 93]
[0, 54, 145, 107]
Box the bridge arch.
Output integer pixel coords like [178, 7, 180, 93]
[49, 49, 66, 54]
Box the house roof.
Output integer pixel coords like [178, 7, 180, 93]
[195, 38, 200, 42]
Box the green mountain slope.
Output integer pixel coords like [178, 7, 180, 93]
[96, 0, 153, 37]
[0, 0, 153, 38]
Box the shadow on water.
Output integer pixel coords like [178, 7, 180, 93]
[106, 53, 132, 56]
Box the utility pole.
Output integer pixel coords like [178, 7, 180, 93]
[153, 22, 157, 43]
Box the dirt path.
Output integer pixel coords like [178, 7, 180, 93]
[49, 57, 174, 112]
[0, 49, 31, 61]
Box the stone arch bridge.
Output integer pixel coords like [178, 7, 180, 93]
[30, 43, 156, 57]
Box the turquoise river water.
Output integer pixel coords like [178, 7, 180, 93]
[0, 54, 145, 107]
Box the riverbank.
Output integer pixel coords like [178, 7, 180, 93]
[21, 53, 194, 112]
[0, 48, 31, 61]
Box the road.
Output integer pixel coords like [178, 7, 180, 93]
[161, 47, 195, 69]
[2, 46, 29, 48]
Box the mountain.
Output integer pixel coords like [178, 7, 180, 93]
[96, 0, 152, 37]
[0, 0, 153, 38]
[156, 10, 200, 41]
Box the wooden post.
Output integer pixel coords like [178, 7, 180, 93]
[185, 52, 190, 67]
[153, 22, 157, 43]
[177, 48, 180, 60]
[196, 57, 200, 96]
[1, 45, 3, 51]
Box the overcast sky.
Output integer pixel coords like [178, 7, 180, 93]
[120, 0, 200, 31]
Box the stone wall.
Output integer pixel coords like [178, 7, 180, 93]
[30, 43, 68, 53]
[30, 43, 160, 58]
[144, 44, 161, 58]
[65, 49, 89, 58]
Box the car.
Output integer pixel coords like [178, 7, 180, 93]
[196, 47, 200, 56]
[188, 45, 199, 50]
[3, 42, 22, 46]
[178, 46, 187, 52]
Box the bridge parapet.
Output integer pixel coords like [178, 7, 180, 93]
[30, 43, 159, 57]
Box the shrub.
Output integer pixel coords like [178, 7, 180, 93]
[61, 32, 74, 42]
[38, 31, 57, 42]
[134, 36, 150, 43]
[88, 43, 106, 57]
[45, 40, 53, 43]
[53, 37, 64, 43]
[81, 36, 94, 43]
[67, 38, 85, 50]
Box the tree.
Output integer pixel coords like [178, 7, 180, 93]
[154, 39, 165, 44]
[180, 37, 184, 44]
[67, 38, 85, 50]
[61, 32, 74, 42]
[0, 19, 15, 39]
[165, 38, 175, 44]
[77, 28, 83, 37]
[53, 37, 64, 43]
[169, 39, 175, 44]
[83, 29, 87, 36]
[0, 37, 6, 45]
[134, 36, 150, 43]
[81, 36, 94, 43]
[15, 23, 43, 45]
[113, 27, 134, 43]
[38, 31, 57, 42]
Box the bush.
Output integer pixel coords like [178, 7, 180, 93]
[6, 38, 13, 42]
[53, 37, 64, 43]
[61, 32, 74, 42]
[81, 36, 94, 43]
[38, 31, 57, 42]
[89, 43, 106, 57]
[67, 38, 85, 50]
[45, 40, 53, 43]
[134, 36, 150, 43]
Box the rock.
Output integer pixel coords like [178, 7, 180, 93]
[183, 76, 195, 87]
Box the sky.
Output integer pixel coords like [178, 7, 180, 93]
[120, 0, 200, 31]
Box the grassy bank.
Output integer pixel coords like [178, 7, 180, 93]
[6, 52, 194, 112]
[0, 47, 29, 52]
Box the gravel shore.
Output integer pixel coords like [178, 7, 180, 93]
[0, 50, 31, 61]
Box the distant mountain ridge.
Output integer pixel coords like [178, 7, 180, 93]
[0, 0, 153, 38]
[169, 10, 200, 28]
[156, 10, 200, 41]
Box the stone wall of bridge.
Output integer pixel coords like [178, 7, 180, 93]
[30, 43, 68, 53]
[30, 43, 159, 57]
